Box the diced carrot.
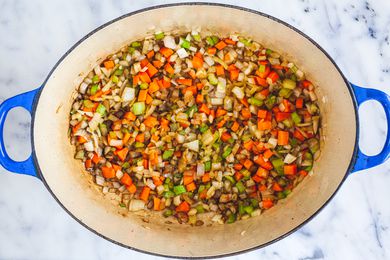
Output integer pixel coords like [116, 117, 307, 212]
[196, 94, 203, 104]
[135, 133, 145, 143]
[146, 50, 155, 59]
[224, 38, 236, 45]
[140, 186, 151, 202]
[243, 159, 254, 170]
[224, 52, 231, 62]
[243, 140, 254, 151]
[263, 149, 273, 159]
[103, 60, 115, 69]
[174, 150, 182, 157]
[302, 80, 312, 89]
[112, 164, 121, 172]
[216, 108, 227, 117]
[183, 175, 194, 185]
[254, 155, 273, 170]
[143, 116, 158, 128]
[159, 47, 174, 58]
[256, 65, 270, 78]
[259, 185, 267, 191]
[145, 94, 153, 105]
[272, 64, 284, 70]
[275, 112, 291, 122]
[196, 82, 204, 90]
[189, 69, 196, 79]
[133, 75, 140, 86]
[152, 175, 163, 186]
[102, 166, 116, 179]
[262, 199, 274, 209]
[176, 201, 190, 212]
[216, 118, 226, 128]
[182, 85, 197, 95]
[152, 60, 163, 68]
[234, 171, 243, 181]
[160, 118, 170, 130]
[139, 72, 151, 83]
[240, 97, 249, 108]
[164, 63, 174, 74]
[186, 182, 196, 192]
[221, 132, 232, 142]
[202, 173, 210, 183]
[91, 153, 100, 164]
[148, 80, 159, 94]
[72, 122, 82, 134]
[85, 159, 92, 169]
[199, 103, 211, 115]
[77, 136, 87, 144]
[233, 164, 243, 171]
[252, 174, 263, 183]
[140, 59, 149, 68]
[256, 167, 269, 178]
[272, 183, 283, 192]
[123, 112, 136, 122]
[207, 47, 216, 55]
[215, 41, 227, 50]
[215, 65, 224, 76]
[116, 147, 129, 162]
[230, 69, 239, 81]
[227, 64, 237, 71]
[278, 131, 289, 146]
[284, 164, 297, 175]
[257, 110, 268, 119]
[294, 129, 306, 141]
[267, 71, 279, 83]
[258, 121, 272, 131]
[160, 77, 171, 89]
[282, 99, 291, 112]
[137, 89, 147, 102]
[192, 55, 203, 69]
[127, 184, 137, 194]
[296, 98, 304, 109]
[260, 89, 270, 97]
[299, 170, 308, 177]
[231, 121, 240, 132]
[153, 197, 161, 211]
[255, 76, 268, 87]
[120, 173, 133, 186]
[241, 108, 251, 119]
[176, 78, 192, 86]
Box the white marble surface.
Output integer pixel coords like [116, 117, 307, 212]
[1, 0, 390, 259]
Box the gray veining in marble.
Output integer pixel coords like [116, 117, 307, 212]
[0, 0, 389, 259]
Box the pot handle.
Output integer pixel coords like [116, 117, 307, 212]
[0, 88, 40, 178]
[350, 83, 390, 173]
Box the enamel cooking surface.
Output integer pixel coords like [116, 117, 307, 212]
[32, 4, 356, 258]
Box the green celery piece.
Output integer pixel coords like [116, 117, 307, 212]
[162, 149, 174, 160]
[193, 34, 201, 42]
[206, 36, 215, 46]
[155, 32, 165, 40]
[163, 191, 175, 198]
[114, 69, 123, 76]
[244, 205, 254, 214]
[90, 84, 99, 95]
[235, 181, 245, 193]
[227, 213, 237, 224]
[279, 88, 292, 98]
[222, 146, 232, 159]
[204, 161, 211, 172]
[291, 112, 301, 124]
[83, 100, 95, 108]
[111, 75, 119, 83]
[163, 209, 173, 217]
[140, 82, 149, 89]
[282, 79, 296, 89]
[92, 75, 100, 83]
[181, 39, 191, 49]
[134, 142, 144, 148]
[224, 175, 236, 184]
[265, 95, 276, 109]
[132, 102, 145, 115]
[173, 185, 186, 195]
[199, 124, 209, 133]
[96, 104, 106, 116]
[195, 204, 205, 213]
[271, 158, 284, 175]
[248, 97, 263, 106]
[131, 41, 141, 48]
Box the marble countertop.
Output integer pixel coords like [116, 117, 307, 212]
[1, 0, 390, 259]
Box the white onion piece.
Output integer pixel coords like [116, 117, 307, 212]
[197, 163, 205, 176]
[176, 48, 189, 59]
[95, 176, 105, 186]
[122, 87, 135, 102]
[84, 141, 94, 152]
[109, 139, 123, 147]
[184, 140, 199, 152]
[232, 86, 244, 99]
[79, 82, 88, 94]
[163, 35, 176, 49]
[129, 199, 145, 211]
[284, 154, 297, 164]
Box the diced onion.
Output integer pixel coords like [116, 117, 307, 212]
[184, 140, 199, 152]
[232, 86, 244, 99]
[284, 154, 297, 164]
[197, 163, 205, 176]
[122, 87, 135, 102]
[129, 199, 145, 211]
[163, 35, 176, 49]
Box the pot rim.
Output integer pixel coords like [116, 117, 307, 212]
[30, 2, 359, 258]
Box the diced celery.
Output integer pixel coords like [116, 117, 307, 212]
[227, 213, 236, 224]
[92, 75, 100, 83]
[224, 175, 236, 184]
[122, 162, 130, 169]
[204, 161, 211, 172]
[208, 73, 218, 85]
[282, 79, 297, 89]
[283, 119, 293, 128]
[199, 124, 209, 133]
[222, 146, 232, 159]
[181, 39, 191, 49]
[265, 95, 276, 109]
[291, 112, 301, 124]
[111, 75, 119, 83]
[195, 204, 205, 213]
[250, 198, 258, 208]
[83, 100, 95, 108]
[90, 84, 99, 95]
[131, 41, 141, 48]
[163, 209, 173, 217]
[248, 97, 263, 106]
[155, 32, 165, 40]
[96, 104, 106, 116]
[235, 181, 245, 193]
[193, 34, 201, 42]
[266, 49, 272, 55]
[132, 102, 145, 115]
[114, 69, 123, 76]
[162, 149, 174, 160]
[163, 191, 175, 198]
[206, 36, 215, 46]
[279, 88, 292, 98]
[173, 185, 186, 195]
[258, 64, 266, 73]
[140, 82, 149, 89]
[271, 158, 284, 175]
[134, 142, 144, 148]
[244, 205, 254, 214]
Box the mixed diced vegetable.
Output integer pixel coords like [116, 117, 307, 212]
[69, 31, 321, 225]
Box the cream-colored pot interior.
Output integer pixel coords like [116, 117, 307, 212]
[33, 4, 357, 258]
